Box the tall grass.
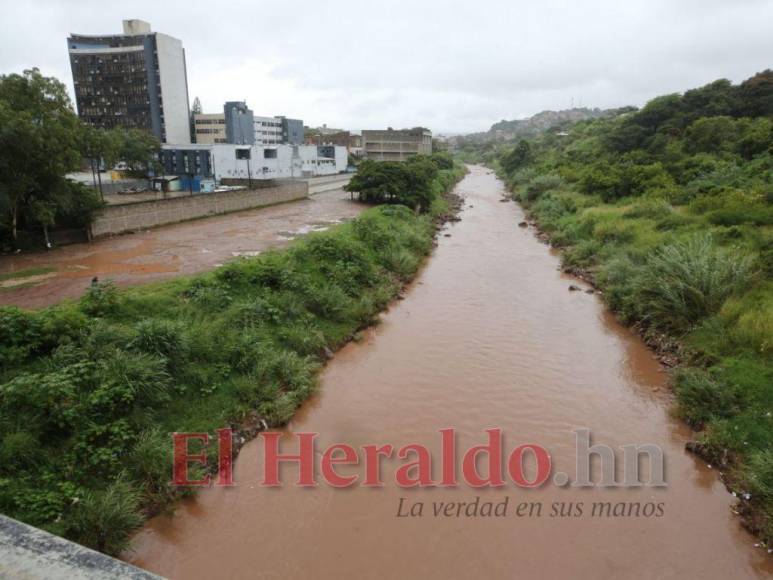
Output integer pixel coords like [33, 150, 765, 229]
[632, 234, 756, 333]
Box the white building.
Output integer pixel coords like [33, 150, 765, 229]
[161, 144, 347, 182]
[253, 116, 283, 145]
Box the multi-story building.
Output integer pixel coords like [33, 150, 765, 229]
[279, 117, 304, 145]
[191, 101, 302, 147]
[67, 19, 191, 143]
[362, 128, 432, 162]
[254, 116, 283, 145]
[192, 113, 226, 144]
[224, 101, 255, 145]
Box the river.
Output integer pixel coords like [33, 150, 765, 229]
[127, 166, 772, 579]
[0, 188, 364, 310]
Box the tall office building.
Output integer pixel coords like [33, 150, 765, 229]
[67, 19, 191, 143]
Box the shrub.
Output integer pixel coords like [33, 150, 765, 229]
[0, 307, 41, 367]
[632, 234, 756, 332]
[80, 280, 119, 317]
[624, 198, 673, 220]
[525, 174, 563, 202]
[131, 319, 189, 371]
[66, 476, 144, 555]
[674, 368, 742, 426]
[127, 429, 174, 504]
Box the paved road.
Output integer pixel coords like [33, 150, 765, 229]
[0, 188, 365, 310]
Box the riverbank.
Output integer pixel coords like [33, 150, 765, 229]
[0, 188, 366, 310]
[494, 163, 772, 546]
[0, 163, 466, 555]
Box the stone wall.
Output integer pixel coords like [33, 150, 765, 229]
[90, 181, 307, 238]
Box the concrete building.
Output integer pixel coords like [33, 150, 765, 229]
[279, 117, 304, 145]
[192, 113, 226, 144]
[254, 116, 283, 145]
[160, 143, 347, 181]
[67, 19, 191, 143]
[224, 101, 255, 145]
[308, 130, 350, 147]
[158, 146, 213, 178]
[362, 128, 432, 162]
[317, 145, 348, 171]
[349, 133, 363, 157]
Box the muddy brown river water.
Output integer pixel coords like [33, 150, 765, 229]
[127, 166, 771, 579]
[0, 189, 364, 310]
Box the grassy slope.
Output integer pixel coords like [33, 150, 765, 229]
[0, 164, 465, 555]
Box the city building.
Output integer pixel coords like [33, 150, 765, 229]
[279, 117, 304, 145]
[224, 101, 255, 145]
[308, 130, 350, 147]
[349, 133, 363, 157]
[254, 116, 283, 145]
[67, 19, 191, 143]
[192, 113, 226, 144]
[159, 143, 347, 181]
[362, 128, 432, 162]
[317, 145, 348, 170]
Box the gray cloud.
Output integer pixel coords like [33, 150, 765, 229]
[1, 0, 772, 133]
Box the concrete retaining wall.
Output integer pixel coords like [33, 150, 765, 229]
[90, 181, 308, 238]
[0, 514, 161, 579]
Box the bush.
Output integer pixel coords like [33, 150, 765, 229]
[675, 368, 742, 426]
[80, 280, 119, 317]
[623, 198, 673, 220]
[632, 234, 756, 332]
[67, 476, 143, 555]
[525, 174, 563, 202]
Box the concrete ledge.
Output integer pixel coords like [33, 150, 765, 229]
[90, 181, 308, 238]
[0, 514, 162, 579]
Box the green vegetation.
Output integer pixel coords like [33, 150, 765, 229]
[0, 267, 55, 283]
[0, 69, 161, 250]
[488, 70, 773, 540]
[0, 163, 460, 554]
[345, 153, 463, 211]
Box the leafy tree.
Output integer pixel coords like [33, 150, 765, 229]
[113, 128, 161, 176]
[501, 139, 532, 173]
[0, 69, 83, 243]
[684, 116, 739, 154]
[735, 69, 773, 118]
[345, 156, 446, 212]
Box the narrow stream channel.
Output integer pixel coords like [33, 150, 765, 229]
[127, 166, 772, 579]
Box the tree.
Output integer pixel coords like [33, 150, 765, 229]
[79, 126, 122, 199]
[344, 157, 440, 212]
[501, 139, 532, 173]
[736, 70, 773, 118]
[114, 129, 161, 177]
[191, 96, 202, 115]
[0, 69, 83, 244]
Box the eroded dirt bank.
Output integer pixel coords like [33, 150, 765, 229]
[128, 167, 772, 579]
[0, 188, 364, 309]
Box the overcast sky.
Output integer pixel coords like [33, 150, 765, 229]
[1, 0, 772, 134]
